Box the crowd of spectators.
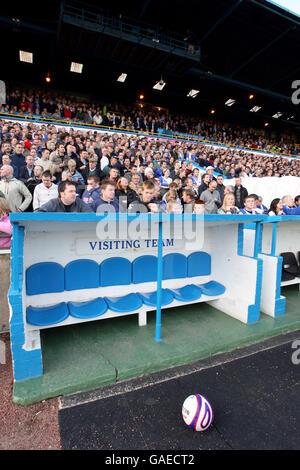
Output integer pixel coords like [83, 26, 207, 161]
[2, 85, 299, 156]
[1, 114, 300, 248]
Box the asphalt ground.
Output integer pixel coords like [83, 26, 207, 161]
[58, 330, 300, 452]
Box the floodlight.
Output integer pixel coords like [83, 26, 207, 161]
[70, 62, 83, 73]
[19, 51, 33, 63]
[187, 89, 199, 98]
[117, 73, 127, 82]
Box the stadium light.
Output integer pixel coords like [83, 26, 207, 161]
[187, 89, 199, 98]
[225, 99, 236, 106]
[70, 62, 83, 73]
[250, 106, 261, 112]
[153, 80, 166, 90]
[272, 112, 283, 118]
[19, 50, 33, 63]
[117, 73, 127, 82]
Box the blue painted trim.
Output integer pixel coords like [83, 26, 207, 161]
[8, 224, 43, 381]
[271, 222, 277, 256]
[274, 297, 286, 317]
[9, 212, 265, 223]
[261, 215, 300, 224]
[247, 257, 263, 324]
[253, 222, 263, 258]
[243, 223, 257, 230]
[237, 224, 244, 256]
[155, 214, 163, 342]
[274, 255, 286, 317]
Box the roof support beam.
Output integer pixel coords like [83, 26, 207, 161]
[200, 0, 244, 43]
[248, 0, 300, 27]
[229, 25, 296, 78]
[189, 66, 292, 102]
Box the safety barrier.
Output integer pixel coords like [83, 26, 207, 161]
[1, 111, 298, 160]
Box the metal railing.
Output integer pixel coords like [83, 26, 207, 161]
[63, 3, 201, 61]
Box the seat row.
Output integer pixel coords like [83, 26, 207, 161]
[25, 251, 213, 296]
[26, 280, 226, 327]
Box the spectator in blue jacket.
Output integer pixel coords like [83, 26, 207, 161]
[10, 142, 26, 177]
[81, 175, 102, 211]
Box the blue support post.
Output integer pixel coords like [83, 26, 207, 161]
[271, 222, 277, 256]
[155, 214, 163, 342]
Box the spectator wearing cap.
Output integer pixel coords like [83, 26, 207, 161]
[206, 166, 216, 181]
[80, 156, 103, 183]
[102, 155, 120, 177]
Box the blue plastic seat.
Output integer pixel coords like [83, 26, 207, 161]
[132, 255, 157, 283]
[163, 253, 187, 280]
[104, 293, 143, 312]
[26, 302, 69, 326]
[100, 257, 132, 286]
[196, 281, 226, 296]
[170, 284, 203, 302]
[65, 259, 100, 291]
[26, 262, 64, 295]
[137, 289, 174, 307]
[187, 252, 211, 277]
[68, 297, 108, 319]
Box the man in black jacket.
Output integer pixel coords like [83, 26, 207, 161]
[216, 174, 226, 203]
[18, 155, 35, 184]
[35, 180, 93, 212]
[197, 173, 210, 198]
[234, 177, 248, 209]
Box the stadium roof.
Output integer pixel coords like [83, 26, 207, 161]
[1, 0, 300, 131]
